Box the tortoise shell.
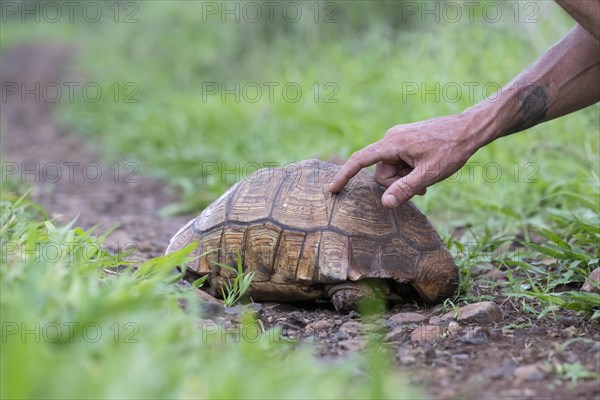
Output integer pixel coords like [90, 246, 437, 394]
[167, 159, 458, 306]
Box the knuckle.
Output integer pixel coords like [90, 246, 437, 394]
[348, 150, 361, 160]
[395, 180, 419, 201]
[395, 185, 413, 201]
[384, 127, 396, 137]
[373, 175, 387, 186]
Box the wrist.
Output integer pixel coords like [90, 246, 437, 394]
[458, 100, 504, 154]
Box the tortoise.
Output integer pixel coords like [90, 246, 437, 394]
[166, 159, 458, 311]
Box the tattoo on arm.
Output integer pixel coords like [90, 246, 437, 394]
[505, 83, 549, 135]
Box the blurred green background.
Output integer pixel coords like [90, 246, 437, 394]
[2, 0, 598, 231]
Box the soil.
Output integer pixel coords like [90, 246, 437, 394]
[2, 43, 599, 400]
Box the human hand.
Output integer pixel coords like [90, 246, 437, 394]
[328, 113, 483, 207]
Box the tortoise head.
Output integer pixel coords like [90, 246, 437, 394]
[411, 249, 459, 304]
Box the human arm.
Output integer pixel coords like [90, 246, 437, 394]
[329, 20, 600, 207]
[556, 0, 600, 41]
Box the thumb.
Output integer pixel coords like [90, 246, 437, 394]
[381, 171, 424, 208]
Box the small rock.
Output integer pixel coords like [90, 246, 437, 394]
[388, 312, 428, 326]
[384, 326, 408, 342]
[410, 325, 445, 342]
[190, 287, 223, 309]
[305, 320, 334, 333]
[459, 327, 488, 345]
[526, 324, 546, 336]
[338, 338, 367, 351]
[557, 315, 577, 326]
[437, 301, 503, 325]
[338, 321, 370, 336]
[514, 363, 546, 382]
[396, 348, 418, 366]
[457, 301, 503, 324]
[399, 354, 416, 366]
[316, 330, 329, 339]
[488, 328, 502, 340]
[428, 315, 449, 326]
[447, 321, 461, 336]
[198, 302, 227, 319]
[581, 267, 600, 294]
[375, 318, 391, 328]
[333, 331, 350, 341]
[422, 343, 437, 360]
[486, 358, 517, 379]
[289, 312, 307, 327]
[451, 353, 469, 361]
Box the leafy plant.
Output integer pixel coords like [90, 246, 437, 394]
[1, 196, 419, 399]
[212, 251, 255, 307]
[550, 361, 600, 385]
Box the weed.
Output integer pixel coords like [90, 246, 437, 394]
[0, 196, 419, 399]
[550, 361, 600, 385]
[212, 251, 255, 307]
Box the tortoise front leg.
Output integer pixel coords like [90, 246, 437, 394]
[326, 280, 390, 312]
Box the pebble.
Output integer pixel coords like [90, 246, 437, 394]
[388, 312, 428, 326]
[338, 338, 367, 351]
[562, 326, 578, 338]
[399, 354, 416, 366]
[396, 348, 417, 366]
[488, 328, 502, 340]
[581, 267, 600, 294]
[333, 331, 350, 341]
[433, 301, 503, 325]
[459, 327, 489, 345]
[485, 358, 517, 379]
[410, 325, 445, 342]
[339, 321, 363, 336]
[384, 326, 408, 342]
[447, 321, 461, 336]
[457, 301, 503, 324]
[451, 353, 469, 361]
[305, 320, 334, 333]
[375, 318, 391, 328]
[514, 363, 547, 382]
[428, 315, 449, 326]
[189, 288, 224, 310]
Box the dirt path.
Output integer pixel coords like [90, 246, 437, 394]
[1, 43, 191, 260]
[2, 43, 598, 400]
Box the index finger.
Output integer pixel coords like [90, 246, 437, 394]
[328, 143, 384, 193]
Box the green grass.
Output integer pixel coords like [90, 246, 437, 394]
[1, 193, 419, 399]
[3, 1, 597, 224]
[214, 251, 256, 307]
[445, 178, 600, 319]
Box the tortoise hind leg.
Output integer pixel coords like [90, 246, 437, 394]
[326, 280, 390, 312]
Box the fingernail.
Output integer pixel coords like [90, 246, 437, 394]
[384, 193, 398, 207]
